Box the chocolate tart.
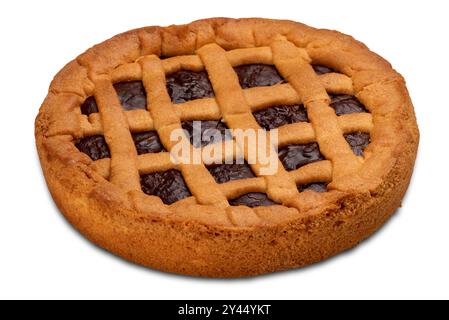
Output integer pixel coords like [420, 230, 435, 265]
[35, 18, 419, 277]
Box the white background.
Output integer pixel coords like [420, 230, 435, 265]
[1, 0, 448, 300]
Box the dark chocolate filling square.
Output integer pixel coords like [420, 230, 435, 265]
[229, 192, 277, 208]
[234, 64, 285, 89]
[253, 104, 308, 130]
[181, 120, 232, 148]
[132, 131, 165, 155]
[114, 81, 147, 111]
[312, 65, 335, 75]
[207, 162, 255, 184]
[278, 143, 324, 171]
[141, 169, 191, 205]
[345, 132, 370, 156]
[298, 182, 328, 193]
[80, 96, 99, 116]
[75, 135, 110, 161]
[166, 70, 214, 104]
[330, 95, 368, 116]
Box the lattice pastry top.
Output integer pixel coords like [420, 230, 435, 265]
[36, 18, 419, 277]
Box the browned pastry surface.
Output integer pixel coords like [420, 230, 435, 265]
[35, 18, 419, 277]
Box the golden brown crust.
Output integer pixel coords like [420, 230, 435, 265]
[35, 18, 419, 277]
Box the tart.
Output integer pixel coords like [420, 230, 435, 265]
[35, 18, 419, 277]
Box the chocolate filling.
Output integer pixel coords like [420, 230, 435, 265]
[234, 64, 284, 89]
[80, 65, 342, 116]
[80, 96, 99, 116]
[75, 135, 110, 161]
[330, 95, 368, 116]
[77, 64, 371, 205]
[278, 143, 324, 171]
[207, 162, 255, 184]
[229, 192, 277, 208]
[114, 81, 147, 110]
[181, 120, 232, 148]
[345, 132, 371, 156]
[312, 65, 335, 75]
[132, 131, 165, 155]
[253, 104, 308, 130]
[81, 81, 147, 115]
[166, 70, 214, 103]
[141, 169, 191, 205]
[298, 182, 328, 193]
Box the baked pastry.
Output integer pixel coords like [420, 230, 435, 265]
[35, 18, 419, 277]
